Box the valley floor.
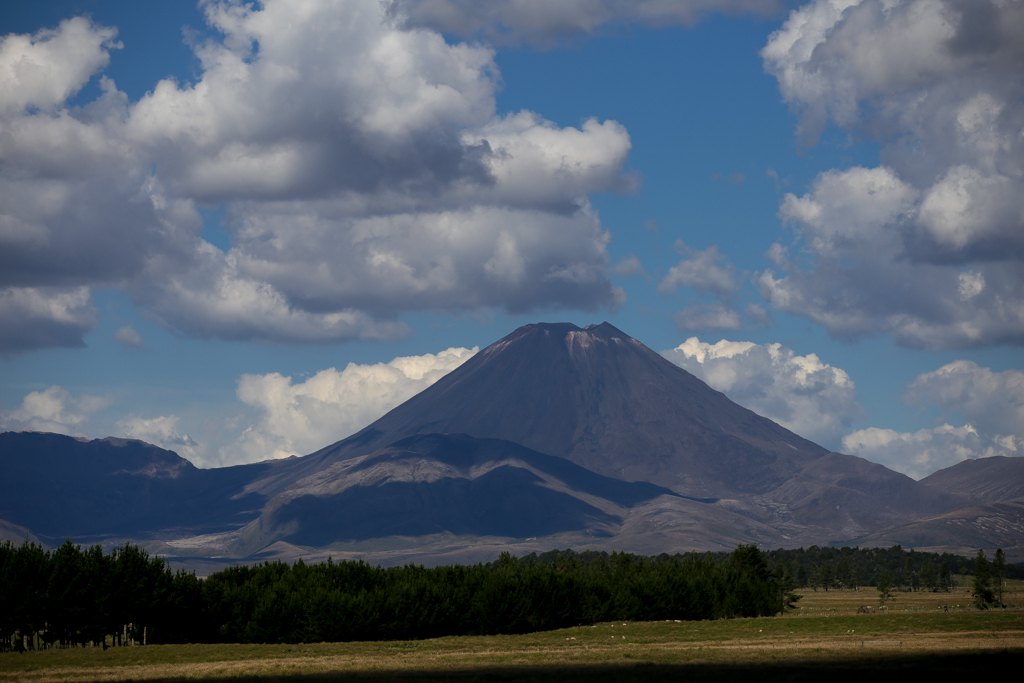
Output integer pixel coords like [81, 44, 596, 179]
[2, 589, 1022, 682]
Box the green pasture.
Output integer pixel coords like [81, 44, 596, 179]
[2, 599, 1022, 682]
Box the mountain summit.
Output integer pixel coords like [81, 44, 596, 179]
[296, 322, 827, 498]
[4, 322, 1010, 564]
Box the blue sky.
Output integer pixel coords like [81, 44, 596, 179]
[2, 0, 1023, 478]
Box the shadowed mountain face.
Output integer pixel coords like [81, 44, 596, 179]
[852, 500, 1024, 562]
[921, 456, 1024, 504]
[4, 321, 1018, 564]
[0, 432, 269, 540]
[288, 322, 828, 498]
[760, 453, 973, 542]
[233, 433, 681, 552]
[852, 455, 1024, 561]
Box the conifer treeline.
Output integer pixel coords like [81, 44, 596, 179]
[0, 540, 168, 651]
[1, 541, 787, 648]
[3, 540, 1017, 650]
[762, 545, 1022, 591]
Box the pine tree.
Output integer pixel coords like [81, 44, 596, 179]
[877, 569, 893, 608]
[13, 540, 49, 651]
[992, 548, 1006, 608]
[972, 549, 994, 609]
[919, 561, 936, 592]
[772, 564, 801, 612]
[904, 557, 918, 591]
[835, 560, 850, 590]
[939, 560, 951, 591]
[819, 564, 833, 592]
[48, 540, 86, 647]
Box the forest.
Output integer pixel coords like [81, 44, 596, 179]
[761, 545, 1011, 591]
[1, 540, 1015, 651]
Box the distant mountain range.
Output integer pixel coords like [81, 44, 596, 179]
[2, 322, 1021, 566]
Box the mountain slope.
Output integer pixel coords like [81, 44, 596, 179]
[264, 322, 828, 498]
[8, 320, 1017, 564]
[851, 499, 1024, 562]
[920, 456, 1024, 504]
[0, 431, 269, 540]
[759, 452, 973, 544]
[230, 433, 684, 554]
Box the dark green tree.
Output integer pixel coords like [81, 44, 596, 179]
[722, 545, 781, 617]
[819, 563, 834, 591]
[156, 568, 203, 644]
[0, 541, 17, 649]
[111, 543, 165, 645]
[835, 560, 850, 590]
[12, 540, 49, 650]
[919, 560, 937, 592]
[939, 560, 952, 591]
[877, 569, 893, 608]
[47, 540, 87, 646]
[972, 549, 994, 609]
[992, 548, 1006, 608]
[904, 557, 918, 591]
[772, 563, 801, 612]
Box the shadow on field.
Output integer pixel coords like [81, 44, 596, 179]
[122, 651, 1024, 682]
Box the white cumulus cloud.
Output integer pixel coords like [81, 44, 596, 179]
[221, 345, 478, 465]
[905, 360, 1024, 445]
[0, 0, 633, 352]
[843, 360, 1024, 478]
[662, 337, 863, 450]
[1, 385, 110, 435]
[113, 325, 142, 347]
[673, 303, 742, 332]
[115, 415, 199, 461]
[759, 0, 1024, 349]
[659, 242, 738, 297]
[0, 287, 98, 355]
[610, 254, 647, 278]
[660, 241, 755, 333]
[387, 0, 783, 45]
[0, 17, 120, 114]
[842, 424, 985, 481]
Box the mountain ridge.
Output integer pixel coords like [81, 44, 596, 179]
[0, 431, 269, 540]
[259, 322, 829, 500]
[921, 456, 1024, 503]
[2, 321, 1020, 566]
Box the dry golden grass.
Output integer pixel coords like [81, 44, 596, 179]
[2, 592, 1022, 682]
[795, 585, 1024, 614]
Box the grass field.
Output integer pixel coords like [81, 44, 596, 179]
[2, 588, 1022, 682]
